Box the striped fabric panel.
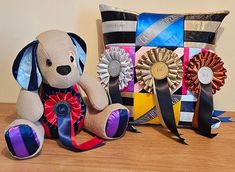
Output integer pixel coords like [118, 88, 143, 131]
[184, 11, 229, 49]
[113, 109, 129, 138]
[179, 95, 197, 125]
[102, 21, 137, 34]
[99, 4, 138, 46]
[5, 125, 40, 158]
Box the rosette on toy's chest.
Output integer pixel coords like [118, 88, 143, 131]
[185, 51, 227, 137]
[40, 85, 103, 151]
[43, 92, 85, 128]
[98, 47, 133, 103]
[136, 48, 185, 143]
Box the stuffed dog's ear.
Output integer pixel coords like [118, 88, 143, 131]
[12, 40, 42, 91]
[67, 33, 87, 74]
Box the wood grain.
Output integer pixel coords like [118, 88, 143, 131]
[0, 103, 234, 172]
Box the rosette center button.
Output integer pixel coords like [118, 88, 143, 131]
[108, 60, 121, 77]
[151, 62, 169, 80]
[198, 66, 213, 85]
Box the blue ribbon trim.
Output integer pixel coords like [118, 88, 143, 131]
[213, 110, 233, 122]
[56, 103, 75, 150]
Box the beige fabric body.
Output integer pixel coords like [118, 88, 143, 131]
[16, 89, 43, 122]
[79, 73, 109, 111]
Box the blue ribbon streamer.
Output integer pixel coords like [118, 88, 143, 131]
[213, 110, 233, 122]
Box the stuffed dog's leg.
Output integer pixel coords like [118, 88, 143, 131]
[4, 89, 44, 159]
[4, 119, 44, 159]
[16, 89, 44, 122]
[84, 102, 130, 140]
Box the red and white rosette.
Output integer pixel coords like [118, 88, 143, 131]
[186, 51, 227, 137]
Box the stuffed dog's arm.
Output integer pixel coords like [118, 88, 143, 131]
[16, 89, 44, 122]
[79, 73, 109, 111]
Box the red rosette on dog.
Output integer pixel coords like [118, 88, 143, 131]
[41, 87, 103, 151]
[44, 92, 84, 127]
[185, 51, 227, 137]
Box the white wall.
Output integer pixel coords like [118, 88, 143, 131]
[0, 0, 234, 111]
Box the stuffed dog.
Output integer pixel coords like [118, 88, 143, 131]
[4, 30, 129, 159]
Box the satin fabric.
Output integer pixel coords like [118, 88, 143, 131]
[108, 76, 123, 104]
[193, 83, 217, 138]
[154, 78, 185, 143]
[56, 102, 103, 151]
[136, 13, 184, 47]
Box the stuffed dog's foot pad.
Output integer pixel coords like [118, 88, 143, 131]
[5, 124, 42, 159]
[105, 109, 129, 138]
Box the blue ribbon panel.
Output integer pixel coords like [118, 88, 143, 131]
[136, 13, 184, 47]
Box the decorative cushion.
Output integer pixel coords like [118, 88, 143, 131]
[98, 4, 229, 140]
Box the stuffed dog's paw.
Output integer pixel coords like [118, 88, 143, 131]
[4, 120, 44, 159]
[105, 109, 129, 138]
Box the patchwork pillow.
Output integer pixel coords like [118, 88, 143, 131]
[98, 4, 229, 140]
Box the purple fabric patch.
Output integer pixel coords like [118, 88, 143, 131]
[32, 129, 40, 147]
[9, 126, 29, 158]
[105, 110, 120, 137]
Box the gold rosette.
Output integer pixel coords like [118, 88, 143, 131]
[185, 51, 227, 137]
[186, 51, 227, 94]
[136, 48, 183, 93]
[135, 48, 185, 143]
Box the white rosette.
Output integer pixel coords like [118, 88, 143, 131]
[98, 47, 133, 90]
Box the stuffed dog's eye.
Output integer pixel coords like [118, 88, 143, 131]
[46, 59, 52, 66]
[70, 56, 74, 62]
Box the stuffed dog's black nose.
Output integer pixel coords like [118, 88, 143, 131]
[56, 65, 71, 76]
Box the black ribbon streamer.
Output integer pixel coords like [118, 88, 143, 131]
[154, 78, 185, 143]
[193, 83, 217, 138]
[108, 76, 123, 104]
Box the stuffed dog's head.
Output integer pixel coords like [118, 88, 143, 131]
[12, 30, 86, 90]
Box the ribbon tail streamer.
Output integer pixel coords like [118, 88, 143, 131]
[213, 110, 233, 122]
[108, 76, 123, 104]
[193, 83, 217, 138]
[154, 78, 185, 143]
[57, 112, 104, 151]
[127, 117, 141, 133]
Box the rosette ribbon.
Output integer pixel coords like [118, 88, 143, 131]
[98, 47, 133, 103]
[98, 47, 139, 132]
[136, 48, 185, 143]
[186, 52, 227, 137]
[42, 91, 104, 151]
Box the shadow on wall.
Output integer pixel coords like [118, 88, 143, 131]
[215, 27, 224, 49]
[96, 19, 105, 63]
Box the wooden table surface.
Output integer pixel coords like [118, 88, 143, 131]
[0, 103, 234, 172]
